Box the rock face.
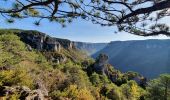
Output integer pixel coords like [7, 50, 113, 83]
[94, 54, 109, 75]
[12, 30, 107, 56]
[93, 54, 146, 86]
[55, 38, 74, 49]
[0, 85, 50, 100]
[17, 30, 74, 52]
[45, 37, 61, 52]
[94, 54, 119, 83]
[93, 54, 121, 84]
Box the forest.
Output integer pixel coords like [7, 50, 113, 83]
[0, 0, 170, 100]
[0, 29, 169, 100]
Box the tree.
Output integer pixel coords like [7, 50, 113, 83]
[1, 0, 170, 36]
[0, 33, 25, 67]
[0, 0, 83, 27]
[146, 74, 170, 100]
[52, 84, 95, 100]
[90, 72, 101, 87]
[121, 80, 145, 100]
[0, 68, 33, 88]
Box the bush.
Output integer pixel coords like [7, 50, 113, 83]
[121, 80, 145, 100]
[0, 68, 33, 88]
[145, 74, 170, 100]
[51, 85, 94, 100]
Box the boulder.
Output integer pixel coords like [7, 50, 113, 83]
[0, 86, 50, 100]
[35, 80, 48, 96]
[26, 89, 46, 100]
[0, 65, 11, 71]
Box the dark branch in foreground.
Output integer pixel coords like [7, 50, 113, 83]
[1, 0, 170, 36]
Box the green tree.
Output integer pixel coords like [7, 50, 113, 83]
[121, 80, 145, 100]
[146, 74, 170, 100]
[51, 85, 95, 100]
[125, 71, 139, 80]
[0, 34, 25, 66]
[90, 72, 101, 87]
[0, 68, 33, 88]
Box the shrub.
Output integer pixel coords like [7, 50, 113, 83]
[0, 68, 33, 88]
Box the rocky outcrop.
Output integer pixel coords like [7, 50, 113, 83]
[0, 65, 11, 71]
[94, 53, 109, 75]
[93, 54, 147, 86]
[0, 85, 50, 100]
[16, 30, 75, 52]
[55, 38, 74, 49]
[17, 30, 61, 52]
[93, 54, 121, 84]
[50, 54, 67, 64]
[45, 37, 61, 52]
[132, 77, 147, 88]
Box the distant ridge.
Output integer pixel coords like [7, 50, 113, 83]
[93, 39, 170, 78]
[74, 42, 107, 55]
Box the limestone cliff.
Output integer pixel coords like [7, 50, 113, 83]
[0, 29, 84, 64]
[16, 30, 74, 52]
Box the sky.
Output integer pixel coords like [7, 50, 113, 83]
[0, 1, 170, 43]
[1, 18, 170, 43]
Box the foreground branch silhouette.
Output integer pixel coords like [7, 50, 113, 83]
[1, 0, 170, 36]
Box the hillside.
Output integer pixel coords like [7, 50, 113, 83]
[93, 39, 170, 78]
[0, 29, 148, 100]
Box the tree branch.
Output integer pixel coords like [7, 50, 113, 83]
[118, 0, 170, 23]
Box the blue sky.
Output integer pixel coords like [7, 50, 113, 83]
[0, 1, 170, 43]
[1, 18, 170, 43]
